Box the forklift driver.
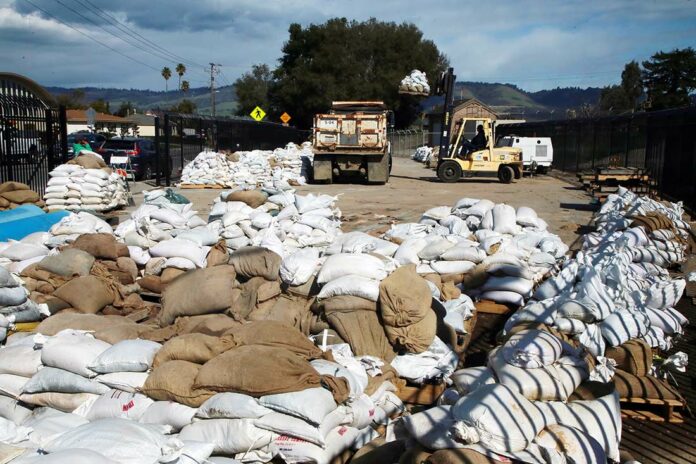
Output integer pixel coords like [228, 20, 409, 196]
[458, 125, 487, 158]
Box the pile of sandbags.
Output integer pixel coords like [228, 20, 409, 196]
[43, 164, 127, 213]
[399, 69, 430, 94]
[412, 146, 433, 164]
[0, 182, 44, 211]
[0, 267, 48, 340]
[0, 234, 50, 274]
[180, 150, 237, 186]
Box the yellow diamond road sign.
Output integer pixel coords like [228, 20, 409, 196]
[280, 112, 291, 124]
[250, 106, 266, 122]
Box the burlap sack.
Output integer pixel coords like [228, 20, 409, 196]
[569, 381, 616, 401]
[351, 438, 406, 464]
[384, 308, 437, 354]
[116, 257, 138, 281]
[427, 449, 504, 464]
[69, 153, 107, 169]
[152, 333, 235, 367]
[160, 267, 186, 284]
[612, 370, 683, 401]
[440, 281, 461, 301]
[35, 313, 136, 335]
[144, 314, 241, 343]
[316, 295, 378, 313]
[18, 392, 97, 413]
[37, 249, 95, 277]
[206, 241, 229, 267]
[398, 443, 432, 464]
[225, 190, 267, 208]
[1, 190, 39, 204]
[285, 275, 320, 298]
[630, 212, 674, 233]
[22, 265, 71, 288]
[100, 260, 135, 285]
[229, 247, 281, 281]
[326, 310, 396, 361]
[159, 265, 238, 326]
[93, 323, 158, 344]
[0, 197, 9, 208]
[230, 277, 278, 319]
[224, 321, 323, 360]
[0, 181, 30, 193]
[53, 275, 114, 314]
[138, 275, 164, 294]
[379, 265, 432, 327]
[141, 360, 214, 407]
[605, 339, 652, 376]
[460, 263, 489, 289]
[71, 233, 122, 259]
[247, 294, 313, 329]
[30, 293, 70, 315]
[194, 345, 348, 401]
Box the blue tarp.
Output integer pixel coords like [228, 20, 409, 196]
[0, 209, 70, 241]
[0, 205, 45, 224]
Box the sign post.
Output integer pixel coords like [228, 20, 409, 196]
[86, 107, 96, 132]
[280, 112, 292, 124]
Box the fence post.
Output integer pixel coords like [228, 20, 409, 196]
[624, 119, 631, 167]
[45, 108, 55, 171]
[198, 118, 203, 153]
[591, 120, 597, 170]
[179, 118, 184, 170]
[164, 114, 171, 187]
[154, 116, 161, 186]
[58, 105, 68, 164]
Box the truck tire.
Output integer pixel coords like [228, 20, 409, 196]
[437, 160, 462, 183]
[498, 165, 514, 184]
[367, 154, 390, 184]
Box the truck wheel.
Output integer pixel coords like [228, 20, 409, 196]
[498, 165, 514, 184]
[437, 160, 462, 183]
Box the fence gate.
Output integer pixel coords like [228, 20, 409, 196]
[0, 73, 67, 196]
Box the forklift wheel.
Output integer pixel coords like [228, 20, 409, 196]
[437, 160, 462, 183]
[498, 165, 514, 184]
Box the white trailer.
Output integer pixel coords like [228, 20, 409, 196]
[497, 136, 553, 173]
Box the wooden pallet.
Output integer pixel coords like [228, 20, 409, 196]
[475, 299, 513, 315]
[620, 397, 685, 423]
[179, 183, 226, 189]
[397, 383, 446, 405]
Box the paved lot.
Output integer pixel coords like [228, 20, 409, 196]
[128, 157, 596, 245]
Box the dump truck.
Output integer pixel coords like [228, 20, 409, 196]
[311, 101, 392, 184]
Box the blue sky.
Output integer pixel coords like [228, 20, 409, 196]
[1, 0, 694, 92]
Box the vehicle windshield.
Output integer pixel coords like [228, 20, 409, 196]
[103, 140, 136, 150]
[496, 136, 513, 148]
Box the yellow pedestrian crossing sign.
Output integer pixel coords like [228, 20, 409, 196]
[250, 106, 266, 122]
[280, 112, 291, 124]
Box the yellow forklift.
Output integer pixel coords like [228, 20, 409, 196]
[436, 117, 523, 183]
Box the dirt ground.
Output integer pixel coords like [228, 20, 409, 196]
[129, 157, 596, 246]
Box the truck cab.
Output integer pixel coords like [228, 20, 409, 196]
[312, 101, 392, 184]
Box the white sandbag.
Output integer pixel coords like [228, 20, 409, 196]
[40, 331, 109, 377]
[390, 338, 458, 384]
[645, 306, 684, 335]
[316, 253, 386, 284]
[481, 276, 533, 296]
[89, 339, 161, 374]
[0, 374, 27, 399]
[453, 197, 480, 209]
[534, 424, 607, 464]
[553, 317, 588, 335]
[197, 393, 272, 420]
[22, 367, 110, 395]
[177, 229, 219, 247]
[0, 242, 48, 262]
[310, 357, 367, 400]
[0, 416, 31, 444]
[250, 212, 273, 230]
[480, 290, 525, 306]
[422, 206, 452, 221]
[464, 199, 495, 218]
[0, 343, 41, 377]
[0, 395, 32, 424]
[255, 411, 325, 446]
[418, 238, 455, 261]
[501, 329, 562, 369]
[516, 206, 539, 227]
[430, 260, 476, 275]
[273, 425, 360, 464]
[96, 372, 148, 393]
[533, 261, 578, 300]
[317, 275, 380, 301]
[140, 401, 197, 432]
[127, 246, 150, 266]
[149, 209, 188, 228]
[149, 239, 208, 268]
[645, 279, 686, 310]
[440, 246, 486, 263]
[75, 390, 153, 421]
[451, 366, 496, 394]
[599, 310, 650, 346]
[393, 238, 428, 265]
[259, 388, 336, 426]
[179, 418, 274, 455]
[0, 286, 27, 308]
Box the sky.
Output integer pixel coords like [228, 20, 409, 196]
[1, 0, 695, 92]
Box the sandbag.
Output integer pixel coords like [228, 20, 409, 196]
[379, 265, 432, 327]
[605, 339, 652, 376]
[612, 370, 683, 401]
[226, 189, 268, 208]
[534, 424, 607, 464]
[152, 333, 235, 367]
[599, 310, 650, 346]
[22, 367, 110, 395]
[225, 321, 322, 360]
[317, 253, 387, 283]
[197, 392, 272, 419]
[326, 309, 396, 361]
[52, 276, 114, 314]
[179, 417, 274, 455]
[71, 233, 126, 259]
[159, 265, 238, 326]
[36, 313, 136, 336]
[139, 400, 197, 431]
[37, 248, 95, 277]
[89, 339, 162, 373]
[1, 189, 39, 204]
[280, 248, 321, 286]
[229, 246, 281, 281]
[41, 331, 111, 377]
[19, 392, 97, 413]
[384, 308, 437, 354]
[501, 329, 563, 369]
[141, 360, 214, 407]
[318, 275, 381, 301]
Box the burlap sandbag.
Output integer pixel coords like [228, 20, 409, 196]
[398, 443, 432, 464]
[315, 295, 378, 313]
[229, 247, 281, 281]
[224, 321, 323, 360]
[0, 197, 10, 208]
[440, 281, 461, 301]
[569, 381, 616, 401]
[230, 277, 278, 319]
[69, 153, 107, 169]
[160, 267, 186, 284]
[71, 233, 127, 260]
[152, 333, 235, 367]
[143, 314, 242, 343]
[427, 449, 505, 464]
[384, 308, 437, 354]
[605, 339, 652, 376]
[141, 360, 214, 407]
[379, 265, 432, 328]
[22, 265, 71, 289]
[100, 260, 135, 285]
[0, 181, 30, 193]
[1, 190, 39, 204]
[31, 293, 70, 315]
[138, 275, 164, 294]
[326, 310, 396, 361]
[285, 274, 320, 298]
[351, 438, 406, 464]
[206, 241, 229, 267]
[53, 275, 114, 314]
[35, 313, 136, 335]
[225, 189, 267, 208]
[194, 345, 349, 402]
[159, 265, 238, 326]
[37, 249, 95, 277]
[93, 323, 158, 344]
[612, 370, 683, 401]
[247, 294, 313, 329]
[630, 212, 674, 233]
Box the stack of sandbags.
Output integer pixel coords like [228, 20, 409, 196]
[44, 164, 127, 213]
[180, 150, 237, 186]
[412, 146, 433, 164]
[271, 141, 313, 185]
[399, 69, 430, 94]
[0, 182, 44, 211]
[45, 211, 114, 248]
[0, 267, 48, 340]
[0, 235, 50, 273]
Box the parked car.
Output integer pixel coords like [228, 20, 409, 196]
[97, 137, 167, 180]
[67, 132, 107, 157]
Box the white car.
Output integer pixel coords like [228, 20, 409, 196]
[497, 136, 553, 173]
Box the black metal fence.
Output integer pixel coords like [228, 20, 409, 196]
[155, 113, 309, 185]
[1, 76, 68, 197]
[498, 107, 696, 211]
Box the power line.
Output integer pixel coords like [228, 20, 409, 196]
[22, 0, 161, 72]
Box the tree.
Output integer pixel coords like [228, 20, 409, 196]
[176, 63, 186, 90]
[161, 67, 172, 91]
[181, 80, 190, 93]
[599, 85, 630, 113]
[234, 64, 272, 117]
[169, 99, 196, 113]
[642, 47, 696, 110]
[115, 101, 135, 117]
[599, 61, 644, 114]
[269, 18, 448, 128]
[54, 89, 86, 109]
[89, 99, 110, 114]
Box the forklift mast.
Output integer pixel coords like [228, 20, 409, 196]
[437, 67, 456, 161]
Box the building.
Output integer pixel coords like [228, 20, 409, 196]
[66, 109, 133, 136]
[425, 98, 499, 146]
[125, 112, 157, 137]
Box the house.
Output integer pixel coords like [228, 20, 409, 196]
[125, 112, 157, 137]
[66, 109, 133, 136]
[424, 98, 499, 146]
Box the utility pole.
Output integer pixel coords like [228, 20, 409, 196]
[208, 63, 221, 117]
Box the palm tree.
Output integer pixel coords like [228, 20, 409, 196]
[181, 80, 190, 93]
[175, 63, 186, 90]
[161, 67, 172, 91]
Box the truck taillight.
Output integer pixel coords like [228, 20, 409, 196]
[126, 147, 140, 156]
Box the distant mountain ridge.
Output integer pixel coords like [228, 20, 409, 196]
[47, 81, 602, 120]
